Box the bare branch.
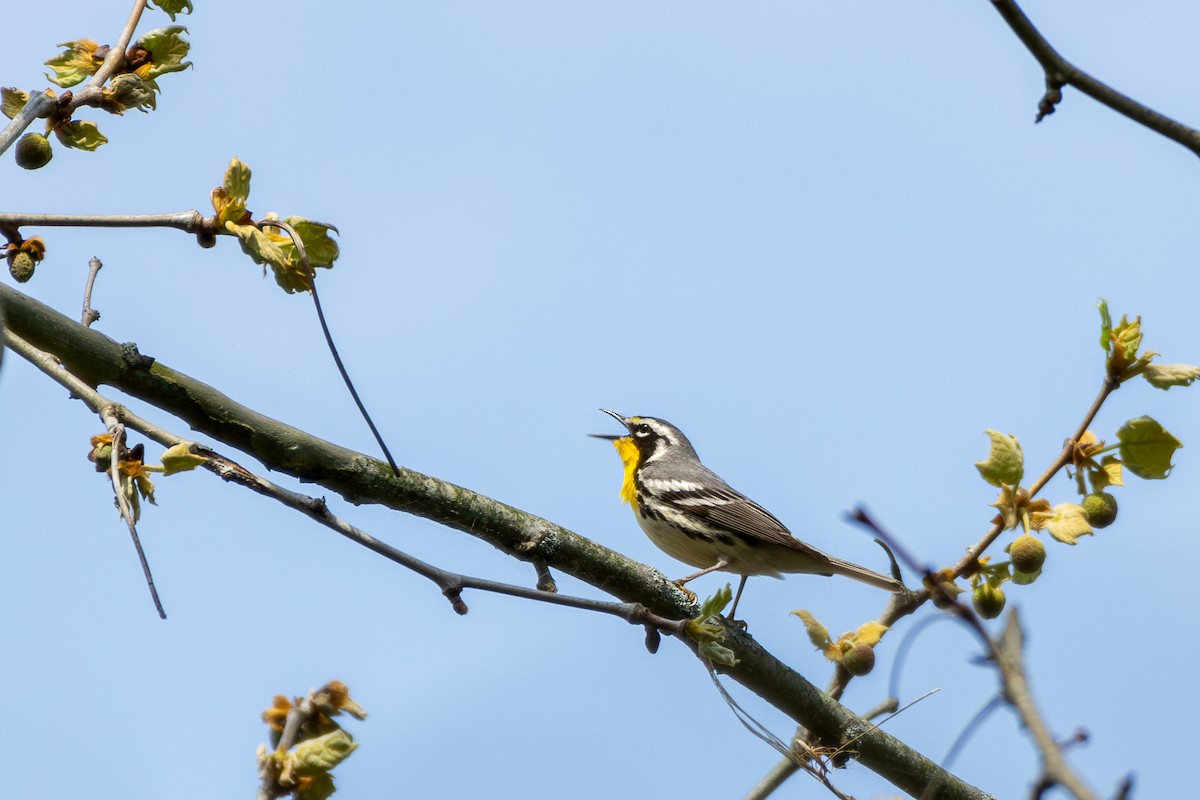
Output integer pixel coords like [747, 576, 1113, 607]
[994, 611, 1096, 800]
[81, 256, 102, 327]
[988, 0, 1200, 157]
[0, 210, 210, 232]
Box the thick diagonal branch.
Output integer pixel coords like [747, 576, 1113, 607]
[1, 283, 992, 800]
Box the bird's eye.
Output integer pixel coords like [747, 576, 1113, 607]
[634, 424, 651, 437]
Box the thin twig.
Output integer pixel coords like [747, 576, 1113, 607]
[100, 414, 166, 618]
[81, 257, 103, 327]
[988, 0, 1200, 157]
[259, 218, 400, 477]
[9, 322, 163, 617]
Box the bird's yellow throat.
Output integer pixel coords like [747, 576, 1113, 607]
[612, 436, 640, 507]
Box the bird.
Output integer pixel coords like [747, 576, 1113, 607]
[591, 409, 902, 620]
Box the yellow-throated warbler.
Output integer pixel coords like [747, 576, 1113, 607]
[592, 410, 902, 619]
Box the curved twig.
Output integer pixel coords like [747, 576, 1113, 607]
[258, 218, 400, 477]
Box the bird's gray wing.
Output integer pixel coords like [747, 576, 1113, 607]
[653, 479, 832, 562]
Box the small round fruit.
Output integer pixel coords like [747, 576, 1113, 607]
[972, 584, 1006, 620]
[1009, 534, 1046, 574]
[195, 230, 217, 249]
[841, 643, 875, 676]
[1081, 492, 1118, 528]
[15, 133, 53, 170]
[7, 250, 35, 282]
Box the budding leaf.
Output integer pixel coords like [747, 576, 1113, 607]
[1117, 416, 1182, 480]
[227, 222, 290, 274]
[2, 88, 29, 119]
[697, 640, 738, 667]
[791, 610, 834, 653]
[284, 217, 340, 267]
[1143, 363, 1200, 390]
[1097, 298, 1112, 351]
[135, 26, 192, 79]
[260, 215, 341, 293]
[150, 0, 194, 20]
[297, 773, 336, 800]
[293, 729, 357, 775]
[55, 120, 108, 151]
[102, 74, 159, 114]
[160, 442, 208, 475]
[975, 430, 1024, 487]
[44, 39, 103, 88]
[1092, 455, 1124, 491]
[212, 157, 251, 227]
[1043, 503, 1092, 545]
[697, 584, 732, 619]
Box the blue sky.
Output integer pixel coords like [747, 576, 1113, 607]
[4, 2, 1199, 797]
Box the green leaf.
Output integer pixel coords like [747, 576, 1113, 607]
[149, 0, 194, 20]
[1010, 568, 1041, 586]
[54, 120, 108, 151]
[297, 773, 336, 800]
[697, 583, 732, 620]
[1, 88, 29, 120]
[1097, 298, 1112, 351]
[1090, 455, 1124, 491]
[102, 74, 159, 114]
[226, 221, 289, 273]
[1043, 503, 1092, 545]
[160, 443, 208, 475]
[790, 609, 832, 651]
[292, 729, 357, 775]
[284, 216, 341, 267]
[212, 157, 251, 227]
[224, 156, 252, 204]
[697, 640, 738, 667]
[1117, 416, 1182, 480]
[135, 26, 192, 79]
[974, 430, 1024, 487]
[1143, 363, 1200, 390]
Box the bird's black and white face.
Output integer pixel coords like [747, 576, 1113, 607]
[595, 410, 699, 466]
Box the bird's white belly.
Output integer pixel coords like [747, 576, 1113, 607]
[632, 508, 784, 577]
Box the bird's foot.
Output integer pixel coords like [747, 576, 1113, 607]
[671, 580, 698, 604]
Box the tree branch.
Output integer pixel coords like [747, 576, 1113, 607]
[988, 0, 1200, 156]
[1, 282, 993, 800]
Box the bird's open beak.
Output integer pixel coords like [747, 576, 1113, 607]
[588, 408, 628, 440]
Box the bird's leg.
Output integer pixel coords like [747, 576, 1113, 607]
[674, 557, 730, 586]
[672, 557, 731, 602]
[727, 575, 750, 624]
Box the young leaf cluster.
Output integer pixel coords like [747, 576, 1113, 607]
[2, 2, 193, 169]
[258, 681, 366, 800]
[87, 435, 208, 523]
[967, 302, 1196, 615]
[212, 157, 341, 293]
